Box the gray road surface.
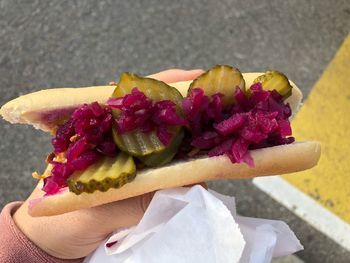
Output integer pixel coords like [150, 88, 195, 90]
[1, 1, 350, 262]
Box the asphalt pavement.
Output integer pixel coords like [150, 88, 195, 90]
[1, 1, 349, 262]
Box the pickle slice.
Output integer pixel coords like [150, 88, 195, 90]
[139, 129, 184, 167]
[111, 72, 184, 157]
[112, 129, 164, 157]
[67, 152, 136, 194]
[253, 70, 293, 99]
[188, 65, 245, 107]
[113, 72, 183, 107]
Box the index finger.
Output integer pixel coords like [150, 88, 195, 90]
[147, 69, 204, 83]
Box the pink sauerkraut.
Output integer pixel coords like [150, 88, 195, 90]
[43, 102, 117, 195]
[107, 88, 187, 145]
[182, 82, 294, 167]
[42, 82, 294, 195]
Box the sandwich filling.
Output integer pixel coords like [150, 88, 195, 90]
[38, 66, 294, 195]
[180, 83, 293, 166]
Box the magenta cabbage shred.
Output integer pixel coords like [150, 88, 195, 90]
[107, 88, 187, 145]
[43, 82, 294, 195]
[182, 82, 293, 167]
[43, 102, 117, 195]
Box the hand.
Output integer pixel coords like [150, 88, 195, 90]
[13, 69, 204, 260]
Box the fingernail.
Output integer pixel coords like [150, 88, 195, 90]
[188, 69, 204, 72]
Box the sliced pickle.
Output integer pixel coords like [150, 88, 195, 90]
[139, 129, 184, 167]
[111, 72, 184, 157]
[188, 65, 245, 107]
[67, 153, 136, 195]
[112, 129, 165, 157]
[253, 70, 293, 99]
[113, 72, 183, 107]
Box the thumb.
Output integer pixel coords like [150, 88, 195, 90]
[89, 183, 207, 234]
[147, 69, 204, 83]
[88, 192, 154, 234]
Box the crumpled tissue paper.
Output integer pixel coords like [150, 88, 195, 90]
[84, 185, 303, 263]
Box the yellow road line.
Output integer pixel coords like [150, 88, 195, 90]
[283, 34, 350, 223]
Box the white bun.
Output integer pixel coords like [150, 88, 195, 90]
[30, 141, 320, 216]
[0, 73, 302, 131]
[1, 72, 319, 217]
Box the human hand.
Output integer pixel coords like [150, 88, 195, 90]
[13, 69, 204, 260]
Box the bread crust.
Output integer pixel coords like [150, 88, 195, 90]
[0, 73, 302, 131]
[1, 72, 319, 217]
[29, 141, 321, 216]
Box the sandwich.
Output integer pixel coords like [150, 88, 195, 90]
[0, 65, 321, 216]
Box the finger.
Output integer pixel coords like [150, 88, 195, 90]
[147, 69, 204, 83]
[185, 182, 208, 189]
[89, 182, 208, 234]
[86, 192, 155, 233]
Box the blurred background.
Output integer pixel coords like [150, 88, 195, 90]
[0, 1, 349, 262]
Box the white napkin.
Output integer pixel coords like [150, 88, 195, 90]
[84, 185, 302, 263]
